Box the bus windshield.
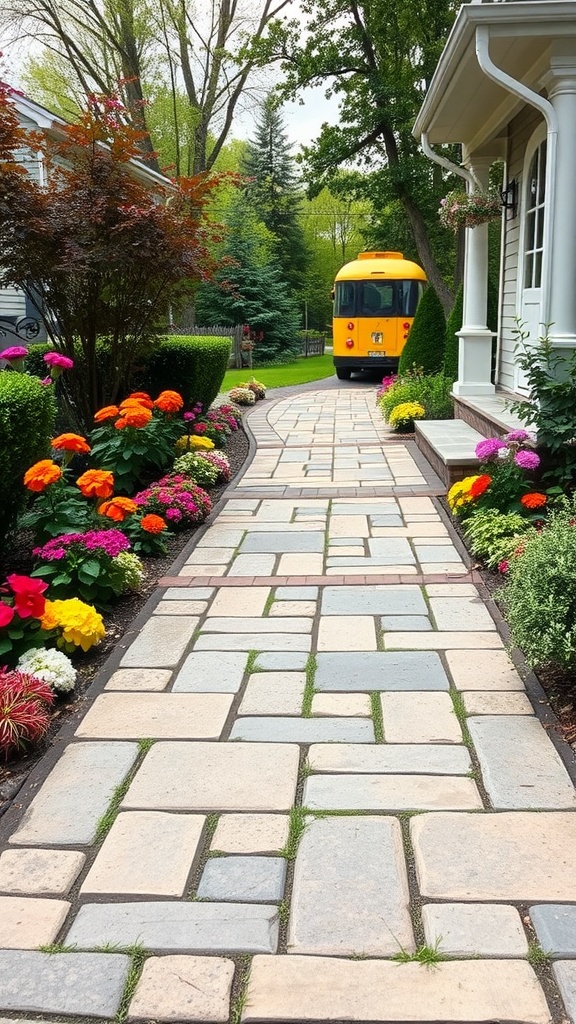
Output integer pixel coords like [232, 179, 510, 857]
[334, 279, 424, 318]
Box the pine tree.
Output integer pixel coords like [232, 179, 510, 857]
[398, 286, 447, 375]
[242, 95, 309, 293]
[195, 198, 302, 364]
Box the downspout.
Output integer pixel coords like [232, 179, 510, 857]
[475, 24, 558, 328]
[420, 132, 479, 189]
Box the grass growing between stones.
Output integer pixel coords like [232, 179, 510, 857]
[115, 945, 147, 1023]
[94, 740, 155, 843]
[370, 692, 384, 742]
[301, 654, 317, 718]
[245, 650, 261, 675]
[230, 957, 252, 1024]
[277, 900, 290, 925]
[38, 942, 78, 954]
[279, 806, 309, 859]
[392, 940, 446, 967]
[263, 591, 276, 616]
[527, 940, 552, 966]
[449, 690, 472, 747]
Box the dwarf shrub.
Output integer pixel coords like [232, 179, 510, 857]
[398, 286, 446, 375]
[378, 370, 453, 422]
[144, 336, 231, 411]
[0, 373, 56, 546]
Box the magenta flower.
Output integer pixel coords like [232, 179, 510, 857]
[2, 345, 28, 360]
[183, 412, 196, 422]
[475, 437, 507, 461]
[504, 429, 531, 443]
[498, 560, 509, 574]
[514, 449, 540, 471]
[40, 376, 53, 386]
[44, 351, 74, 370]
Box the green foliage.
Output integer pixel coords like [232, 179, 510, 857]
[501, 508, 576, 670]
[462, 509, 534, 566]
[19, 480, 92, 544]
[510, 328, 576, 487]
[31, 533, 132, 610]
[398, 286, 446, 375]
[144, 336, 231, 412]
[90, 418, 179, 495]
[443, 283, 462, 382]
[378, 370, 453, 422]
[0, 372, 56, 545]
[222, 354, 333, 391]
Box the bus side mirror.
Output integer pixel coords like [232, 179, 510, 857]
[330, 289, 335, 301]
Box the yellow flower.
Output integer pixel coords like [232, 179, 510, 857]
[43, 598, 105, 652]
[174, 434, 215, 453]
[447, 475, 481, 512]
[388, 402, 425, 428]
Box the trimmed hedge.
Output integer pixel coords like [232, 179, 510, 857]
[143, 336, 232, 410]
[0, 373, 56, 546]
[398, 286, 446, 375]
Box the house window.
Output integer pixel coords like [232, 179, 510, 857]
[524, 140, 546, 289]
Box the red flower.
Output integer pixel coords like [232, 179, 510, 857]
[0, 604, 15, 628]
[470, 474, 491, 499]
[520, 492, 547, 510]
[6, 575, 48, 620]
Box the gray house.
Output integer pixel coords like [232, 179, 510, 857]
[412, 0, 576, 481]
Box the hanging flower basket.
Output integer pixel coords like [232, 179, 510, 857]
[439, 190, 502, 232]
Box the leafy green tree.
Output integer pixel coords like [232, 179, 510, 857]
[242, 95, 308, 293]
[398, 286, 446, 375]
[195, 197, 301, 363]
[253, 0, 461, 309]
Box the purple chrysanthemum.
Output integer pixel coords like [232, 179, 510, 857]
[475, 437, 507, 461]
[514, 449, 540, 471]
[504, 429, 531, 443]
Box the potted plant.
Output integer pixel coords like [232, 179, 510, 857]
[439, 190, 502, 232]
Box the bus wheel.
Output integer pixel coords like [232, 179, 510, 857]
[336, 367, 352, 380]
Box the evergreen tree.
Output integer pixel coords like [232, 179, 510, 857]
[195, 198, 301, 364]
[398, 287, 447, 375]
[242, 95, 309, 294]
[443, 283, 463, 382]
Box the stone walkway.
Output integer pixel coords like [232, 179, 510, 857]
[1, 384, 576, 1023]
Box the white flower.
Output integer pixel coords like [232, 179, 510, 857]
[18, 647, 77, 694]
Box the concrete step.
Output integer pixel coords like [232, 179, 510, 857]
[414, 420, 484, 488]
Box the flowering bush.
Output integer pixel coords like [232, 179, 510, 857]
[0, 667, 54, 760]
[32, 529, 132, 609]
[199, 450, 231, 483]
[20, 456, 92, 543]
[0, 574, 53, 664]
[461, 509, 536, 568]
[134, 474, 212, 529]
[377, 368, 453, 422]
[439, 190, 502, 232]
[470, 432, 541, 514]
[113, 551, 145, 593]
[388, 402, 425, 432]
[229, 386, 255, 406]
[41, 598, 105, 653]
[238, 378, 266, 400]
[90, 391, 185, 492]
[172, 452, 220, 489]
[376, 375, 398, 400]
[17, 647, 77, 694]
[1, 345, 29, 370]
[174, 434, 215, 454]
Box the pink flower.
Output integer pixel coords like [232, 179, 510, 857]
[40, 376, 53, 386]
[2, 346, 28, 360]
[504, 429, 531, 443]
[44, 351, 74, 370]
[475, 437, 507, 461]
[183, 412, 196, 422]
[514, 449, 540, 471]
[498, 560, 509, 574]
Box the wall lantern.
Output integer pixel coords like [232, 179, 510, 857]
[500, 179, 517, 220]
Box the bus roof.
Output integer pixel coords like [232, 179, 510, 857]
[335, 251, 426, 282]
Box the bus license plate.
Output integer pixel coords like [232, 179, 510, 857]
[368, 351, 385, 356]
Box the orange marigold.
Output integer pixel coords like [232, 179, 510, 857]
[114, 419, 129, 430]
[94, 405, 119, 423]
[98, 496, 138, 522]
[469, 474, 492, 499]
[124, 392, 154, 409]
[118, 406, 153, 428]
[154, 390, 183, 413]
[24, 459, 62, 492]
[141, 513, 167, 534]
[52, 433, 91, 454]
[76, 469, 115, 499]
[520, 492, 547, 510]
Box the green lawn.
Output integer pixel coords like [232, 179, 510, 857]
[222, 353, 335, 391]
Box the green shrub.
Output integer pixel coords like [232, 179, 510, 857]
[378, 370, 453, 422]
[0, 373, 56, 546]
[443, 284, 463, 382]
[398, 286, 446, 375]
[462, 508, 534, 566]
[501, 516, 576, 670]
[144, 336, 231, 411]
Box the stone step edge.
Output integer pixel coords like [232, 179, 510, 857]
[414, 419, 485, 468]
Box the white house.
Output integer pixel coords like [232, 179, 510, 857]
[0, 91, 172, 352]
[412, 0, 576, 481]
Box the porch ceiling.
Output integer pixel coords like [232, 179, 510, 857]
[414, 1, 576, 148]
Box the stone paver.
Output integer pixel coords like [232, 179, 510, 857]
[239, 672, 306, 715]
[122, 742, 299, 811]
[0, 849, 85, 895]
[446, 648, 525, 689]
[242, 955, 550, 1023]
[75, 692, 233, 739]
[127, 955, 235, 1022]
[317, 615, 377, 651]
[553, 962, 576, 1020]
[0, 896, 70, 948]
[207, 587, 270, 617]
[422, 903, 528, 957]
[321, 585, 427, 615]
[288, 816, 413, 955]
[380, 692, 462, 743]
[307, 743, 472, 774]
[385, 631, 504, 650]
[428, 596, 496, 631]
[315, 651, 449, 691]
[0, 951, 131, 1017]
[530, 905, 576, 957]
[81, 812, 205, 895]
[230, 717, 374, 743]
[120, 616, 196, 667]
[412, 812, 576, 899]
[211, 814, 289, 853]
[105, 668, 172, 690]
[197, 856, 286, 902]
[9, 741, 138, 846]
[66, 902, 279, 953]
[311, 693, 371, 716]
[195, 633, 311, 652]
[173, 651, 247, 692]
[468, 716, 576, 808]
[304, 774, 482, 810]
[462, 691, 534, 715]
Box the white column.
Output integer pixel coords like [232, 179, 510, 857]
[545, 45, 576, 351]
[452, 156, 496, 396]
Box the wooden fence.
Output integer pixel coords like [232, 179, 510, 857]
[301, 333, 326, 357]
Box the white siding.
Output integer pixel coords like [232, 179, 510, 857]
[0, 284, 26, 318]
[498, 105, 544, 391]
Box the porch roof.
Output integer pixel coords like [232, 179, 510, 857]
[414, 1, 576, 150]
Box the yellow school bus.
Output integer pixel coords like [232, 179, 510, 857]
[332, 251, 427, 379]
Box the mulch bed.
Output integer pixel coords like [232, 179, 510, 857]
[0, 424, 250, 814]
